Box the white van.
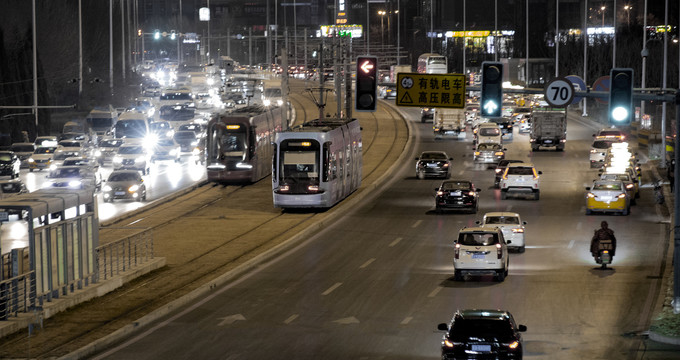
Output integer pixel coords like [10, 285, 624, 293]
[114, 111, 150, 145]
[474, 122, 503, 145]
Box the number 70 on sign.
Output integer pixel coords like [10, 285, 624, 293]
[544, 78, 575, 107]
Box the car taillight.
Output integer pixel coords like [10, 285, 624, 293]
[495, 151, 504, 156]
[502, 168, 509, 180]
[625, 183, 634, 189]
[468, 191, 475, 196]
[495, 168, 502, 174]
[603, 250, 609, 254]
[444, 339, 462, 348]
[587, 192, 595, 198]
[496, 243, 502, 259]
[590, 149, 597, 153]
[454, 243, 460, 259]
[506, 341, 520, 349]
[474, 151, 481, 156]
[617, 193, 627, 199]
[512, 228, 524, 233]
[437, 191, 444, 196]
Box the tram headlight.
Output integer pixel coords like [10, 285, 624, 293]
[236, 162, 253, 169]
[307, 185, 319, 192]
[278, 185, 290, 192]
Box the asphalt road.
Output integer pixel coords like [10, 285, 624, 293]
[91, 108, 668, 359]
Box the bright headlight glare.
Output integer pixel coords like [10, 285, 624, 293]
[95, 150, 102, 157]
[103, 185, 112, 192]
[263, 99, 271, 106]
[128, 184, 140, 192]
[136, 156, 146, 162]
[68, 180, 82, 188]
[236, 162, 253, 169]
[113, 156, 122, 163]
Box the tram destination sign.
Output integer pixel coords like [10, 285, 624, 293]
[396, 73, 466, 109]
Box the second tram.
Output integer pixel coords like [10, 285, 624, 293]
[272, 118, 362, 209]
[206, 105, 283, 183]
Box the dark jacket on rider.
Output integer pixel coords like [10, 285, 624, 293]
[590, 222, 616, 256]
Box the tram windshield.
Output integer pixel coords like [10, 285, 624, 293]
[220, 132, 246, 157]
[279, 140, 320, 182]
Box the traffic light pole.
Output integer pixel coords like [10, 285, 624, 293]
[674, 92, 680, 314]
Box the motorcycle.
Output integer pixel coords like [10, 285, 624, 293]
[594, 239, 614, 269]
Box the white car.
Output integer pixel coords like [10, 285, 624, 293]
[453, 227, 510, 282]
[43, 166, 99, 191]
[500, 163, 542, 200]
[589, 140, 613, 168]
[151, 138, 181, 163]
[518, 114, 531, 133]
[112, 144, 151, 175]
[477, 212, 526, 253]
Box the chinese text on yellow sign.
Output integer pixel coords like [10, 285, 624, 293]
[396, 73, 466, 109]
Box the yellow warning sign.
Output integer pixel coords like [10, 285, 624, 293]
[396, 73, 466, 109]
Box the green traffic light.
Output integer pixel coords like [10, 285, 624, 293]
[611, 106, 629, 122]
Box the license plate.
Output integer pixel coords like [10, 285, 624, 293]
[427, 163, 438, 168]
[114, 191, 125, 196]
[472, 254, 485, 259]
[544, 140, 553, 143]
[451, 191, 461, 196]
[600, 196, 612, 201]
[472, 345, 491, 352]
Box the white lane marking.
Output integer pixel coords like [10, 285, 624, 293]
[525, 245, 565, 249]
[217, 314, 246, 326]
[359, 258, 376, 269]
[505, 205, 513, 211]
[401, 316, 413, 325]
[568, 240, 576, 249]
[457, 169, 465, 175]
[389, 237, 403, 247]
[428, 286, 442, 298]
[284, 314, 299, 324]
[576, 222, 582, 230]
[128, 217, 145, 226]
[322, 282, 342, 296]
[412, 220, 423, 228]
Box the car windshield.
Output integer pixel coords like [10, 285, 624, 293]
[420, 152, 446, 160]
[63, 159, 88, 166]
[479, 128, 500, 136]
[118, 146, 143, 154]
[593, 183, 622, 191]
[54, 151, 80, 160]
[0, 182, 23, 193]
[100, 139, 124, 147]
[34, 147, 56, 154]
[0, 153, 12, 162]
[485, 216, 520, 225]
[441, 182, 471, 191]
[108, 172, 139, 182]
[601, 174, 630, 182]
[11, 145, 34, 152]
[477, 144, 501, 151]
[450, 318, 514, 340]
[157, 139, 175, 147]
[507, 167, 534, 176]
[458, 232, 499, 246]
[174, 132, 196, 140]
[52, 168, 83, 178]
[59, 141, 81, 148]
[592, 140, 612, 149]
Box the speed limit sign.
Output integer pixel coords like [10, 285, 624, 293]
[544, 77, 575, 107]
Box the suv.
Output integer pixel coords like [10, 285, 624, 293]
[437, 309, 527, 360]
[453, 227, 510, 282]
[477, 212, 527, 253]
[500, 163, 542, 200]
[494, 159, 523, 188]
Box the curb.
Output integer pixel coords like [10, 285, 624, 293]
[61, 100, 414, 360]
[649, 330, 680, 346]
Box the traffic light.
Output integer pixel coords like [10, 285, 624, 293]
[608, 68, 634, 125]
[154, 29, 161, 40]
[355, 56, 378, 112]
[480, 61, 503, 118]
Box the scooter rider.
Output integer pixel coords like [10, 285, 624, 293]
[590, 221, 617, 258]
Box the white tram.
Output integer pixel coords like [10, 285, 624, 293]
[272, 118, 362, 209]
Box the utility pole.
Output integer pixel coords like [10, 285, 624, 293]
[345, 36, 353, 120]
[318, 41, 325, 120]
[281, 46, 290, 129]
[335, 36, 342, 120]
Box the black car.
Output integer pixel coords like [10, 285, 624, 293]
[494, 159, 523, 188]
[421, 107, 434, 123]
[415, 151, 452, 179]
[435, 180, 480, 213]
[0, 151, 20, 179]
[438, 309, 527, 360]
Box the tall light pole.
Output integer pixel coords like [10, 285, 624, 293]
[555, 0, 559, 77]
[378, 10, 385, 48]
[624, 5, 632, 26]
[641, 0, 648, 118]
[430, 0, 433, 52]
[613, 0, 617, 68]
[366, 0, 370, 54]
[601, 6, 605, 27]
[660, 0, 669, 169]
[582, 0, 588, 117]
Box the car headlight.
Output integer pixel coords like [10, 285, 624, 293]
[136, 156, 146, 163]
[128, 184, 140, 192]
[68, 180, 82, 188]
[113, 156, 122, 163]
[277, 99, 283, 106]
[263, 99, 271, 106]
[236, 162, 253, 169]
[192, 147, 201, 156]
[42, 181, 55, 189]
[28, 158, 35, 163]
[49, 164, 58, 171]
[95, 150, 102, 157]
[191, 141, 198, 146]
[102, 185, 112, 192]
[169, 148, 178, 156]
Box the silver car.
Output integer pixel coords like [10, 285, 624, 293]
[477, 212, 526, 253]
[102, 170, 147, 202]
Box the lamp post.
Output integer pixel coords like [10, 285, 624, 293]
[601, 6, 605, 27]
[624, 5, 632, 26]
[378, 10, 386, 48]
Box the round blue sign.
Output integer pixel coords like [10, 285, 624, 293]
[565, 75, 586, 104]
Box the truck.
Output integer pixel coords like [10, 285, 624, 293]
[433, 108, 466, 140]
[529, 108, 567, 151]
[389, 64, 411, 82]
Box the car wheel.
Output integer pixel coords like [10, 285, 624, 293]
[631, 198, 636, 206]
[454, 270, 463, 281]
[518, 246, 525, 253]
[501, 191, 507, 200]
[142, 192, 147, 201]
[534, 191, 540, 200]
[531, 145, 539, 152]
[417, 172, 424, 180]
[496, 270, 506, 282]
[29, 168, 33, 172]
[585, 208, 592, 215]
[622, 206, 630, 216]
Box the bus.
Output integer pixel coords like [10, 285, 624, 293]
[417, 53, 448, 74]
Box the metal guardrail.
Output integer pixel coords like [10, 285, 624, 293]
[96, 228, 154, 282]
[0, 271, 36, 320]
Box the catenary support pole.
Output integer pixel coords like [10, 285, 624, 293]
[674, 90, 680, 314]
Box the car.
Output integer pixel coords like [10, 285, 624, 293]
[500, 163, 542, 200]
[600, 172, 638, 203]
[512, 106, 532, 122]
[589, 140, 613, 168]
[494, 159, 523, 188]
[435, 180, 481, 214]
[379, 85, 397, 99]
[421, 107, 434, 123]
[102, 170, 146, 202]
[465, 103, 479, 124]
[453, 227, 510, 282]
[178, 123, 206, 140]
[517, 114, 531, 133]
[437, 309, 527, 360]
[112, 144, 151, 175]
[477, 212, 526, 253]
[0, 179, 28, 200]
[61, 156, 102, 189]
[43, 166, 99, 191]
[49, 148, 83, 171]
[474, 143, 505, 165]
[593, 128, 625, 142]
[474, 122, 502, 145]
[28, 146, 57, 172]
[0, 151, 20, 179]
[95, 138, 125, 165]
[151, 138, 181, 163]
[585, 179, 630, 215]
[10, 142, 36, 168]
[415, 151, 452, 179]
[173, 130, 199, 153]
[33, 135, 58, 148]
[149, 121, 175, 139]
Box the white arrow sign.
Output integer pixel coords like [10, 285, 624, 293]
[333, 316, 360, 325]
[217, 314, 246, 326]
[360, 61, 374, 73]
[483, 100, 498, 115]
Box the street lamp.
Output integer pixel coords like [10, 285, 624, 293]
[600, 6, 605, 27]
[624, 5, 632, 26]
[378, 10, 386, 48]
